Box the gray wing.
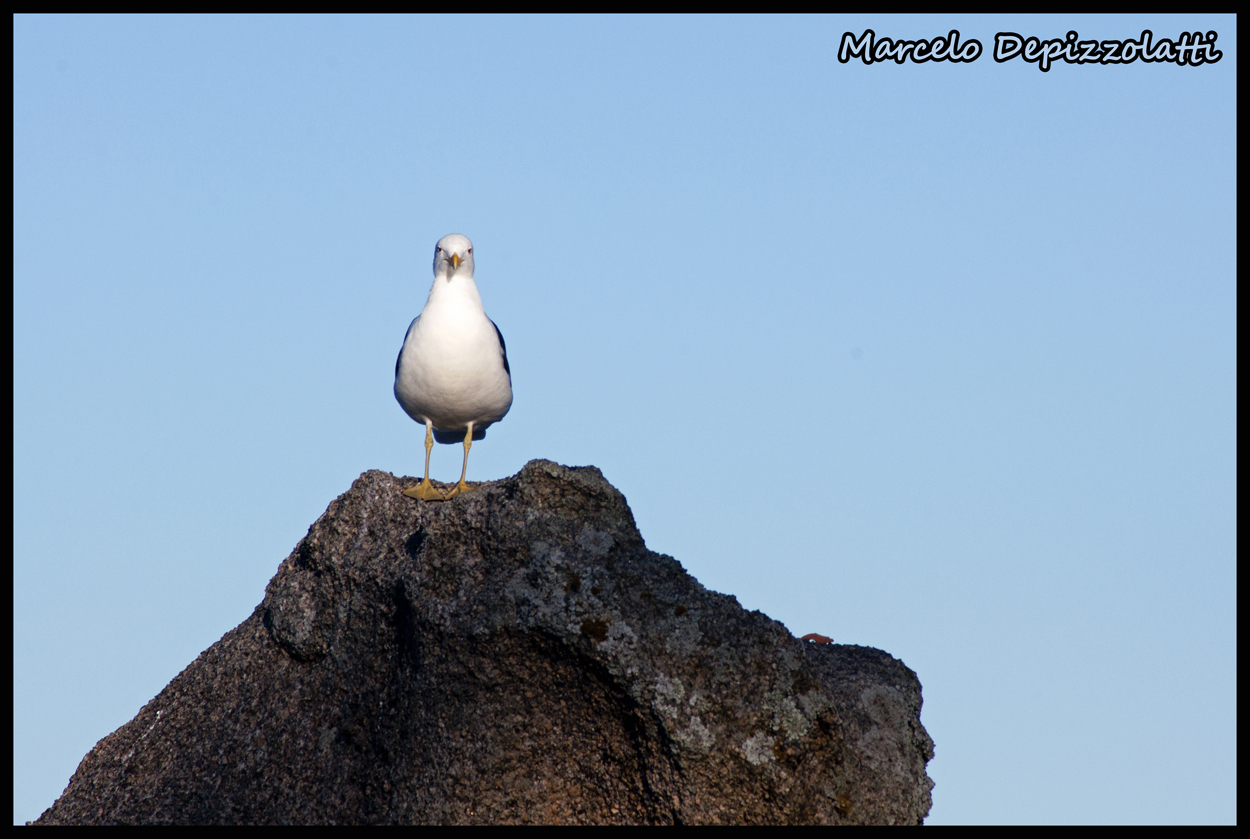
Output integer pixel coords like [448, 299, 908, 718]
[395, 316, 419, 379]
[491, 318, 511, 379]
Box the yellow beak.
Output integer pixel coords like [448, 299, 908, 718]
[449, 253, 463, 270]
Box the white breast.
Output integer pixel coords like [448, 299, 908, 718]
[394, 275, 512, 434]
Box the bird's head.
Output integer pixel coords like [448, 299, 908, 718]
[433, 233, 474, 280]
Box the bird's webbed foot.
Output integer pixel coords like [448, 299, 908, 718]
[403, 479, 447, 501]
[442, 480, 475, 500]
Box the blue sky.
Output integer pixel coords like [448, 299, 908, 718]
[14, 15, 1235, 825]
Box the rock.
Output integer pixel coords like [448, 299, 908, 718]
[34, 460, 934, 825]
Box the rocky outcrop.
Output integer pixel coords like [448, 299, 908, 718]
[35, 460, 934, 825]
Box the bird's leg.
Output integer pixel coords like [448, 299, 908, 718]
[403, 422, 446, 501]
[443, 424, 475, 499]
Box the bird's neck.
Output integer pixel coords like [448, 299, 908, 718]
[426, 274, 483, 310]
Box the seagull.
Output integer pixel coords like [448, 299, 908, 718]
[394, 233, 512, 501]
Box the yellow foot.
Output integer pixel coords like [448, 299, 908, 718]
[402, 480, 446, 502]
[442, 480, 475, 500]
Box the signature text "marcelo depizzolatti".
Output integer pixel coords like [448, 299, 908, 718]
[838, 29, 1222, 71]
